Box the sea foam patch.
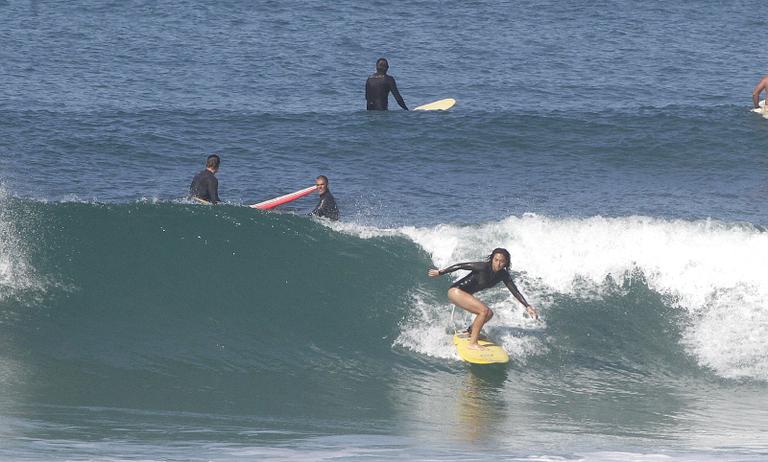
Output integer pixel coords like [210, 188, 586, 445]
[401, 214, 768, 380]
[341, 214, 768, 379]
[393, 291, 543, 363]
[0, 186, 43, 305]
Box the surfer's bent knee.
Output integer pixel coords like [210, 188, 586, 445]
[485, 307, 494, 320]
[479, 306, 492, 320]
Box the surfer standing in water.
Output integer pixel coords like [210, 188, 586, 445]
[753, 75, 768, 109]
[428, 248, 539, 349]
[189, 154, 221, 204]
[365, 58, 408, 111]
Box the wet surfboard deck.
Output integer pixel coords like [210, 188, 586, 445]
[453, 332, 509, 364]
[414, 98, 456, 111]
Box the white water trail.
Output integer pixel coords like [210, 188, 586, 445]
[338, 214, 768, 379]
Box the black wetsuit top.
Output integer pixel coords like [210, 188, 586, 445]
[365, 73, 408, 111]
[310, 191, 339, 221]
[189, 169, 220, 204]
[440, 261, 529, 305]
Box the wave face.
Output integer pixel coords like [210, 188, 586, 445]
[3, 198, 767, 413]
[0, 198, 432, 420]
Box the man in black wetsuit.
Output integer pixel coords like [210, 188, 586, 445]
[428, 248, 539, 348]
[189, 154, 221, 204]
[310, 175, 339, 221]
[365, 58, 408, 111]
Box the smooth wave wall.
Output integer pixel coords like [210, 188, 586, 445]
[0, 198, 427, 418]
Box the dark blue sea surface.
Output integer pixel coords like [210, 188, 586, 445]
[2, 1, 768, 461]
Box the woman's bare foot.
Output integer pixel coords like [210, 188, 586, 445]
[466, 343, 487, 350]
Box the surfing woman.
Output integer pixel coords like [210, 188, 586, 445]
[428, 248, 539, 349]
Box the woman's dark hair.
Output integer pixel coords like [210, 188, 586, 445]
[487, 247, 511, 269]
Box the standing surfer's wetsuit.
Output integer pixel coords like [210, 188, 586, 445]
[310, 190, 339, 221]
[439, 261, 528, 302]
[189, 169, 220, 204]
[365, 72, 408, 111]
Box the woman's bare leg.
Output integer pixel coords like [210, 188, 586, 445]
[448, 288, 494, 347]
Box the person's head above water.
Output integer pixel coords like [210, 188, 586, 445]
[315, 175, 329, 193]
[376, 58, 389, 74]
[206, 154, 220, 172]
[487, 248, 511, 271]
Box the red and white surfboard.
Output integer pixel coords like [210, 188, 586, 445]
[249, 185, 317, 210]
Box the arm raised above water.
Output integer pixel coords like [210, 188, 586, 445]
[427, 261, 484, 278]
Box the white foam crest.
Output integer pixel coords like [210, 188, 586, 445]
[0, 186, 40, 303]
[683, 284, 768, 380]
[341, 214, 768, 380]
[400, 215, 765, 306]
[393, 291, 458, 361]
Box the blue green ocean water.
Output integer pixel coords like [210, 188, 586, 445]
[2, 1, 768, 460]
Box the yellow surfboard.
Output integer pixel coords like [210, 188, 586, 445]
[453, 333, 509, 365]
[414, 98, 456, 111]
